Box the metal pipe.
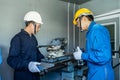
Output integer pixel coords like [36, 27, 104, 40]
[67, 2, 70, 53]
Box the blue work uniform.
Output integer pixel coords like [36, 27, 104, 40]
[82, 21, 114, 80]
[0, 48, 2, 80]
[7, 29, 44, 80]
[0, 48, 2, 64]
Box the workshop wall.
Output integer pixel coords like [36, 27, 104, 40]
[79, 0, 119, 16]
[0, 0, 68, 80]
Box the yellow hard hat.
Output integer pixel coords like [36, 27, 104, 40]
[73, 8, 93, 25]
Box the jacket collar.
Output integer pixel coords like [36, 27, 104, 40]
[21, 29, 33, 37]
[87, 21, 96, 32]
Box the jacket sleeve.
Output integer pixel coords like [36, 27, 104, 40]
[37, 48, 44, 62]
[7, 36, 29, 70]
[34, 36, 45, 62]
[82, 29, 111, 65]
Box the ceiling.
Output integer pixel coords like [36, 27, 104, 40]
[60, 0, 91, 5]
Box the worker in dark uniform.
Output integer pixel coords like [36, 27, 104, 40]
[7, 11, 44, 80]
[73, 8, 114, 80]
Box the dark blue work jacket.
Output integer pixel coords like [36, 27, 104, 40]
[82, 22, 114, 80]
[7, 29, 44, 80]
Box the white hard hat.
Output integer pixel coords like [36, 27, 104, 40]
[24, 11, 43, 24]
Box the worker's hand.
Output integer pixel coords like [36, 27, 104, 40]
[73, 46, 82, 60]
[28, 61, 41, 73]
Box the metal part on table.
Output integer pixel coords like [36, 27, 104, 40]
[38, 38, 67, 58]
[38, 55, 74, 75]
[41, 55, 72, 63]
[37, 38, 87, 76]
[37, 38, 73, 75]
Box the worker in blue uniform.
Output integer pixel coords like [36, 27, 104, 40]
[7, 11, 44, 80]
[0, 48, 2, 64]
[73, 8, 114, 80]
[0, 48, 2, 80]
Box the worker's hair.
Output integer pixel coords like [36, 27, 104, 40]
[25, 21, 35, 27]
[85, 15, 94, 21]
[80, 15, 94, 21]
